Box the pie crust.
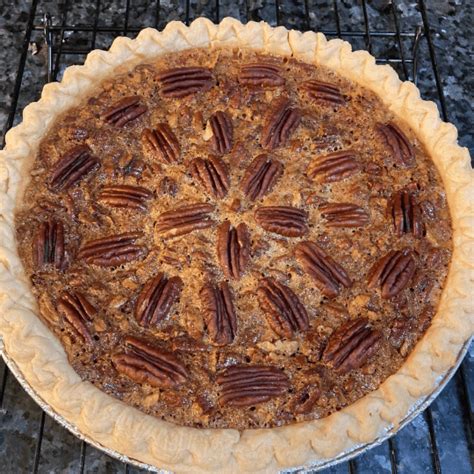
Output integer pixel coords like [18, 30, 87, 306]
[0, 18, 472, 472]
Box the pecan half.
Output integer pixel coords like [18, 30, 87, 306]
[155, 203, 215, 238]
[50, 145, 100, 191]
[322, 318, 382, 374]
[217, 365, 289, 407]
[258, 277, 309, 338]
[210, 111, 233, 154]
[34, 219, 65, 269]
[217, 221, 250, 279]
[190, 156, 230, 199]
[302, 80, 346, 104]
[102, 96, 147, 127]
[135, 273, 183, 327]
[320, 203, 369, 228]
[157, 67, 214, 98]
[255, 206, 308, 237]
[240, 154, 283, 201]
[141, 124, 181, 164]
[307, 150, 360, 183]
[387, 190, 423, 237]
[261, 100, 301, 149]
[239, 63, 285, 87]
[78, 232, 146, 266]
[113, 336, 188, 388]
[295, 241, 352, 298]
[367, 249, 416, 298]
[377, 122, 415, 167]
[57, 291, 96, 344]
[98, 185, 153, 211]
[200, 282, 237, 345]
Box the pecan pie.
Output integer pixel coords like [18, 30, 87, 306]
[12, 44, 456, 432]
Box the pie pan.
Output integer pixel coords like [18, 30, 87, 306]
[0, 18, 472, 473]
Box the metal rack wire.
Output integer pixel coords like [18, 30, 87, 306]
[0, 1, 472, 472]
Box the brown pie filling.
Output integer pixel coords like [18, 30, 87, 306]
[15, 48, 452, 429]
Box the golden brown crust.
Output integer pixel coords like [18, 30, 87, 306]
[0, 18, 472, 473]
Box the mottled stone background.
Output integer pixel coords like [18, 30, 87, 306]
[0, 0, 472, 473]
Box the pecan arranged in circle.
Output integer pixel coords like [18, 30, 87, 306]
[307, 149, 360, 183]
[261, 100, 301, 149]
[50, 145, 100, 191]
[102, 96, 147, 127]
[210, 111, 233, 154]
[78, 232, 146, 266]
[255, 206, 308, 237]
[216, 221, 250, 279]
[200, 282, 237, 345]
[258, 277, 309, 338]
[155, 203, 215, 238]
[322, 318, 382, 374]
[135, 273, 183, 327]
[367, 248, 416, 298]
[377, 122, 415, 167]
[239, 63, 285, 87]
[320, 203, 369, 228]
[57, 291, 96, 344]
[302, 80, 346, 105]
[190, 156, 230, 199]
[387, 190, 423, 237]
[217, 365, 289, 407]
[98, 185, 153, 211]
[240, 154, 283, 201]
[34, 219, 65, 269]
[295, 241, 352, 298]
[141, 124, 181, 164]
[113, 336, 188, 388]
[157, 67, 214, 98]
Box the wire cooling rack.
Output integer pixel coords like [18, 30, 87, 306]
[0, 0, 472, 472]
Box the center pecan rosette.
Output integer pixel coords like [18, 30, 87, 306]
[20, 48, 448, 430]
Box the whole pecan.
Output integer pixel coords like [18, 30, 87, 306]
[141, 124, 181, 164]
[190, 156, 230, 199]
[322, 318, 382, 374]
[255, 206, 308, 237]
[387, 190, 423, 237]
[377, 122, 415, 167]
[57, 291, 96, 344]
[200, 281, 237, 345]
[320, 203, 369, 228]
[239, 63, 285, 87]
[50, 145, 100, 191]
[113, 336, 188, 388]
[135, 273, 183, 327]
[78, 232, 146, 266]
[155, 203, 215, 238]
[367, 248, 416, 298]
[34, 219, 65, 269]
[157, 67, 214, 98]
[210, 111, 233, 154]
[216, 221, 250, 279]
[295, 241, 352, 298]
[307, 149, 360, 183]
[302, 80, 346, 105]
[102, 96, 147, 127]
[217, 365, 289, 407]
[240, 154, 283, 201]
[261, 100, 301, 149]
[98, 185, 153, 211]
[258, 277, 309, 338]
